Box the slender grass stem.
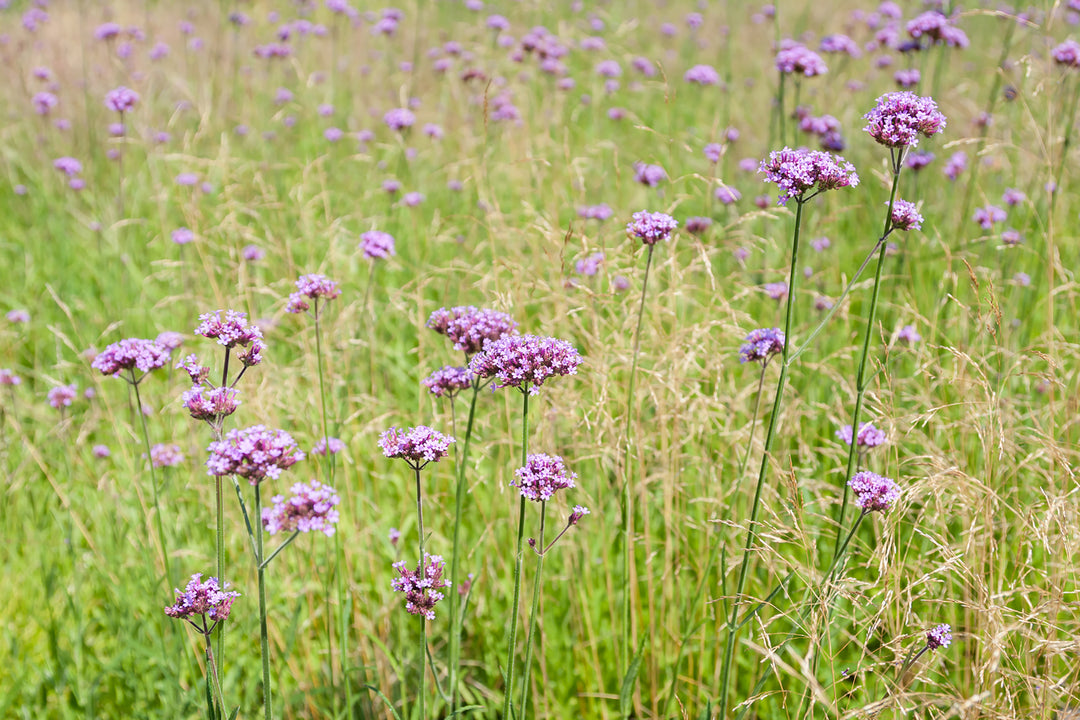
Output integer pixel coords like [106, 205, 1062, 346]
[255, 484, 273, 720]
[502, 391, 529, 720]
[130, 372, 170, 583]
[449, 382, 480, 712]
[413, 464, 426, 720]
[518, 501, 546, 720]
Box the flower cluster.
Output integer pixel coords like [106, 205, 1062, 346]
[1053, 40, 1080, 68]
[569, 505, 590, 525]
[426, 306, 519, 355]
[848, 471, 901, 513]
[206, 425, 305, 484]
[182, 385, 240, 422]
[837, 422, 887, 448]
[633, 162, 667, 187]
[739, 327, 785, 364]
[194, 310, 265, 366]
[0, 369, 21, 386]
[164, 574, 239, 627]
[311, 437, 345, 456]
[468, 334, 582, 394]
[906, 11, 968, 48]
[513, 453, 577, 502]
[48, 383, 78, 409]
[391, 553, 452, 620]
[625, 211, 678, 246]
[775, 42, 827, 77]
[379, 426, 455, 467]
[423, 366, 472, 398]
[973, 205, 1006, 230]
[151, 443, 185, 468]
[105, 86, 139, 113]
[926, 623, 953, 650]
[92, 338, 170, 377]
[862, 92, 947, 149]
[384, 107, 415, 131]
[759, 147, 859, 204]
[262, 479, 341, 536]
[176, 354, 211, 384]
[684, 64, 720, 86]
[286, 274, 341, 314]
[890, 199, 924, 231]
[359, 230, 396, 259]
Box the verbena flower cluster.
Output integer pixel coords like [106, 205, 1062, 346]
[423, 366, 472, 398]
[926, 623, 953, 650]
[92, 338, 170, 377]
[775, 42, 828, 76]
[286, 274, 341, 314]
[837, 422, 887, 448]
[311, 437, 345, 456]
[427, 306, 519, 355]
[177, 354, 211, 384]
[569, 505, 590, 525]
[151, 443, 185, 468]
[890, 199, 924, 231]
[360, 230, 396, 259]
[262, 479, 341, 536]
[48, 383, 78, 409]
[848, 471, 901, 512]
[862, 92, 947, 148]
[391, 553, 451, 620]
[759, 147, 859, 204]
[625, 210, 678, 246]
[182, 385, 240, 422]
[468, 334, 582, 394]
[104, 86, 139, 113]
[195, 310, 265, 366]
[206, 425, 305, 484]
[379, 425, 455, 467]
[164, 573, 239, 625]
[512, 453, 577, 502]
[739, 328, 785, 364]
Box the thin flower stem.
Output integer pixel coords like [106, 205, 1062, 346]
[232, 478, 259, 564]
[501, 391, 529, 720]
[414, 464, 426, 720]
[622, 243, 656, 673]
[259, 530, 301, 570]
[130, 373, 170, 582]
[314, 305, 335, 485]
[518, 501, 546, 720]
[255, 484, 273, 720]
[214, 475, 225, 696]
[205, 635, 227, 719]
[718, 197, 806, 719]
[449, 381, 480, 713]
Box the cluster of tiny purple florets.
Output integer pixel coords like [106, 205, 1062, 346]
[926, 623, 953, 650]
[837, 422, 887, 448]
[775, 42, 828, 76]
[182, 385, 240, 422]
[848, 471, 901, 513]
[311, 437, 345, 456]
[262, 479, 341, 536]
[739, 328, 786, 364]
[862, 92, 947, 148]
[151, 443, 185, 468]
[164, 574, 239, 626]
[759, 148, 859, 205]
[1053, 40, 1080, 68]
[384, 107, 415, 131]
[48, 383, 78, 409]
[391, 553, 451, 620]
[890, 199, 924, 231]
[206, 425, 305, 484]
[176, 354, 211, 384]
[625, 211, 679, 246]
[194, 310, 265, 366]
[513, 453, 577, 502]
[379, 425, 455, 467]
[906, 11, 968, 49]
[104, 86, 139, 113]
[468, 334, 582, 394]
[423, 366, 473, 398]
[91, 338, 171, 377]
[360, 230, 396, 259]
[286, 274, 341, 314]
[427, 306, 519, 355]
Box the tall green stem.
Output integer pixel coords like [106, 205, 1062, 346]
[449, 382, 480, 712]
[255, 484, 272, 720]
[501, 391, 529, 720]
[314, 306, 334, 484]
[215, 348, 230, 705]
[414, 465, 426, 720]
[718, 198, 806, 719]
[130, 374, 170, 582]
[518, 501, 546, 720]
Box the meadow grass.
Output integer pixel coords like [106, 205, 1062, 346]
[1, 1, 1078, 718]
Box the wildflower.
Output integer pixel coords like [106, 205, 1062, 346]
[171, 227, 195, 245]
[468, 334, 582, 394]
[195, 310, 265, 367]
[104, 86, 139, 113]
[0, 369, 22, 386]
[360, 230, 396, 259]
[423, 366, 472, 398]
[1013, 272, 1031, 287]
[890, 199, 923, 231]
[848, 470, 901, 512]
[1002, 188, 1026, 206]
[151, 443, 185, 468]
[569, 505, 590, 525]
[164, 574, 239, 629]
[715, 186, 741, 204]
[764, 281, 789, 301]
[513, 453, 577, 502]
[775, 42, 828, 76]
[897, 325, 921, 344]
[401, 191, 424, 207]
[426, 306, 518, 355]
[175, 172, 198, 187]
[577, 204, 613, 220]
[53, 157, 82, 176]
[819, 33, 860, 57]
[48, 384, 77, 408]
[312, 437, 345, 456]
[1001, 229, 1023, 246]
[612, 275, 631, 292]
[379, 426, 454, 468]
[943, 151, 967, 180]
[391, 553, 451, 620]
[684, 64, 720, 85]
[906, 11, 968, 48]
[92, 444, 111, 458]
[811, 236, 831, 252]
[389, 527, 401, 546]
[759, 147, 859, 204]
[626, 210, 678, 245]
[182, 385, 240, 422]
[242, 245, 265, 262]
[862, 92, 947, 148]
[206, 426, 305, 483]
[286, 273, 341, 314]
[837, 422, 887, 448]
[384, 107, 415, 131]
[575, 251, 605, 275]
[926, 623, 952, 650]
[684, 217, 712, 235]
[32, 91, 58, 115]
[92, 338, 170, 377]
[262, 479, 341, 536]
[739, 328, 785, 364]
[973, 205, 1006, 230]
[596, 60, 621, 78]
[1053, 39, 1080, 68]
[893, 68, 920, 88]
[633, 162, 667, 187]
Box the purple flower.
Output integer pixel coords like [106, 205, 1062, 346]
[897, 324, 921, 344]
[171, 227, 195, 245]
[401, 191, 424, 207]
[92, 444, 111, 458]
[704, 143, 723, 163]
[1001, 229, 1023, 246]
[893, 69, 921, 88]
[468, 334, 582, 394]
[684, 217, 712, 235]
[154, 331, 184, 354]
[863, 92, 947, 148]
[739, 327, 785, 364]
[165, 574, 239, 627]
[595, 60, 621, 78]
[973, 205, 1006, 230]
[906, 11, 968, 48]
[775, 42, 828, 76]
[632, 56, 656, 76]
[194, 310, 265, 366]
[262, 479, 341, 536]
[33, 91, 58, 115]
[1002, 188, 1026, 206]
[379, 426, 454, 467]
[759, 147, 859, 204]
[626, 210, 678, 245]
[943, 151, 967, 180]
[633, 162, 667, 187]
[512, 453, 577, 502]
[819, 33, 860, 57]
[1053, 39, 1080, 68]
[577, 204, 613, 221]
[206, 426, 305, 484]
[715, 186, 741, 205]
[286, 273, 341, 313]
[176, 354, 211, 384]
[243, 245, 265, 262]
[151, 443, 185, 468]
[389, 527, 401, 546]
[0, 369, 22, 386]
[569, 505, 590, 525]
[312, 437, 345, 456]
[764, 281, 789, 301]
[811, 236, 831, 252]
[836, 422, 887, 448]
[384, 108, 415, 131]
[182, 385, 240, 423]
[48, 383, 78, 409]
[360, 230, 396, 259]
[391, 553, 451, 620]
[684, 64, 721, 85]
[848, 470, 901, 513]
[104, 86, 139, 113]
[53, 157, 82, 176]
[92, 338, 171, 377]
[423, 366, 472, 398]
[575, 251, 605, 276]
[926, 623, 952, 650]
[890, 199, 923, 231]
[175, 172, 198, 187]
[426, 306, 518, 355]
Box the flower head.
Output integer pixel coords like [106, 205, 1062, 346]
[182, 385, 240, 422]
[379, 426, 454, 467]
[973, 205, 1006, 230]
[575, 251, 605, 276]
[262, 479, 341, 536]
[626, 211, 678, 246]
[739, 328, 785, 364]
[360, 230, 396, 259]
[384, 107, 415, 131]
[633, 162, 667, 187]
[423, 366, 472, 398]
[104, 86, 139, 113]
[926, 623, 952, 650]
[312, 437, 345, 456]
[837, 422, 887, 448]
[569, 505, 590, 525]
[759, 147, 859, 205]
[889, 199, 923, 231]
[92, 338, 170, 378]
[53, 157, 83, 176]
[1053, 40, 1080, 68]
[391, 553, 451, 620]
[164, 574, 239, 627]
[48, 383, 77, 409]
[151, 443, 185, 468]
[898, 324, 921, 344]
[195, 310, 265, 366]
[512, 453, 577, 502]
[426, 306, 518, 355]
[286, 273, 341, 314]
[863, 92, 947, 148]
[775, 43, 827, 76]
[206, 426, 305, 484]
[0, 369, 22, 386]
[684, 64, 721, 85]
[468, 334, 582, 394]
[155, 332, 185, 353]
[848, 471, 901, 513]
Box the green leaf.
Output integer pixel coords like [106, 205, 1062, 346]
[362, 684, 404, 720]
[620, 636, 647, 717]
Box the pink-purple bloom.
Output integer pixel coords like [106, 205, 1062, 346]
[684, 64, 721, 85]
[286, 273, 341, 314]
[775, 42, 827, 76]
[423, 366, 472, 398]
[863, 92, 947, 148]
[626, 211, 678, 245]
[739, 328, 785, 364]
[468, 334, 582, 394]
[973, 205, 1007, 230]
[104, 86, 139, 113]
[379, 426, 455, 467]
[262, 479, 341, 536]
[151, 443, 185, 468]
[360, 230, 396, 259]
[633, 162, 667, 187]
[890, 199, 923, 231]
[848, 470, 901, 513]
[391, 553, 451, 620]
[0, 369, 22, 386]
[206, 426, 305, 484]
[926, 623, 952, 650]
[1053, 40, 1080, 68]
[165, 574, 239, 627]
[837, 422, 887, 448]
[512, 453, 577, 502]
[48, 383, 77, 409]
[426, 306, 518, 355]
[384, 107, 416, 131]
[898, 324, 921, 344]
[194, 310, 265, 366]
[182, 385, 240, 422]
[759, 147, 859, 204]
[92, 338, 171, 377]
